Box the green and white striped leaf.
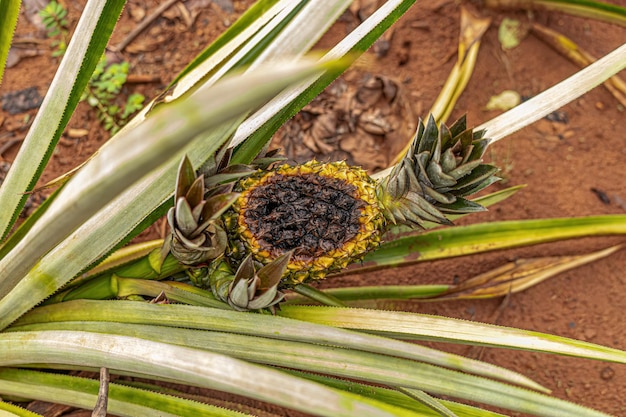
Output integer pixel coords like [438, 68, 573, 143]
[0, 330, 429, 417]
[0, 59, 340, 327]
[357, 215, 626, 274]
[0, 0, 21, 86]
[0, 368, 251, 417]
[230, 0, 417, 164]
[0, 0, 126, 240]
[279, 305, 626, 364]
[12, 300, 543, 392]
[289, 370, 510, 417]
[3, 323, 613, 417]
[94, 0, 350, 153]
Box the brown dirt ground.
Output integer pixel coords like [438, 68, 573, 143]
[1, 0, 626, 416]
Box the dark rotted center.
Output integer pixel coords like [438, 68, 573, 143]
[243, 173, 365, 259]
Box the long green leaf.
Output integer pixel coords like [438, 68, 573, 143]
[11, 300, 544, 392]
[0, 400, 41, 417]
[231, 0, 417, 164]
[0, 185, 63, 262]
[36, 0, 284, 191]
[307, 244, 621, 304]
[119, 0, 345, 135]
[147, 0, 307, 110]
[0, 59, 341, 328]
[0, 122, 234, 327]
[354, 215, 626, 275]
[243, 0, 351, 66]
[169, 0, 281, 85]
[3, 324, 612, 417]
[0, 331, 429, 417]
[278, 305, 626, 364]
[0, 0, 126, 240]
[0, 368, 250, 417]
[0, 0, 20, 86]
[3, 323, 519, 415]
[284, 285, 450, 305]
[288, 370, 509, 417]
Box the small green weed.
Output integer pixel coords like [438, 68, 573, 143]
[81, 58, 145, 134]
[39, 2, 145, 134]
[38, 1, 69, 57]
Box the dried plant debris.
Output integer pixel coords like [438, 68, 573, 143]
[0, 161, 10, 181]
[271, 71, 415, 173]
[590, 187, 611, 205]
[349, 0, 394, 57]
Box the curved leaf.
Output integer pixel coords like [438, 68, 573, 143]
[0, 368, 250, 417]
[11, 300, 543, 392]
[0, 0, 20, 86]
[3, 325, 613, 417]
[0, 0, 127, 240]
[353, 215, 626, 275]
[278, 305, 626, 364]
[0, 59, 342, 328]
[231, 0, 417, 164]
[0, 330, 431, 417]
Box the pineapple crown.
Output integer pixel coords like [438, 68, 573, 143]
[378, 114, 499, 228]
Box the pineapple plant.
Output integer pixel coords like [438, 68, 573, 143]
[0, 0, 625, 416]
[164, 115, 499, 302]
[222, 115, 498, 287]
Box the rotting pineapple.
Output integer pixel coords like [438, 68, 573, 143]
[223, 160, 385, 285]
[167, 115, 499, 306]
[223, 115, 499, 286]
